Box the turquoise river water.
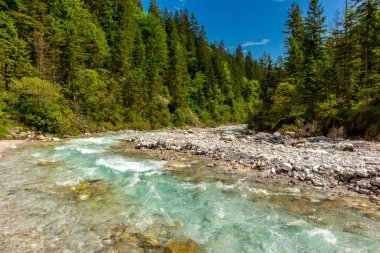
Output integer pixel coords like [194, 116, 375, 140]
[0, 133, 380, 252]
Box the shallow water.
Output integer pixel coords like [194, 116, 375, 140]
[0, 133, 379, 252]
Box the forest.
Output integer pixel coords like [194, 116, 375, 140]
[0, 0, 379, 139]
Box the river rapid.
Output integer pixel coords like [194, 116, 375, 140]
[0, 132, 379, 252]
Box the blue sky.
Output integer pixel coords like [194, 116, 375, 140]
[142, 0, 345, 59]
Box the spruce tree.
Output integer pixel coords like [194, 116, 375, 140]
[284, 1, 305, 83]
[302, 0, 327, 118]
[0, 12, 36, 90]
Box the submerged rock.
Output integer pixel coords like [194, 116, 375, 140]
[59, 180, 110, 201]
[36, 161, 62, 167]
[142, 236, 162, 248]
[165, 240, 199, 253]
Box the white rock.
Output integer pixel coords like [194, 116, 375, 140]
[355, 169, 368, 178]
[281, 162, 292, 171]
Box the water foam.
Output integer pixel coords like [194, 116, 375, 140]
[76, 147, 104, 154]
[127, 173, 141, 188]
[96, 157, 166, 173]
[307, 228, 337, 244]
[215, 181, 236, 190]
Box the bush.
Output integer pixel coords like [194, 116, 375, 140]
[173, 108, 186, 127]
[12, 77, 75, 134]
[346, 104, 380, 139]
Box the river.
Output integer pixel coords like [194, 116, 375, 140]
[0, 132, 379, 252]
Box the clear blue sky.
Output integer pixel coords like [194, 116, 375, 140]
[142, 0, 345, 59]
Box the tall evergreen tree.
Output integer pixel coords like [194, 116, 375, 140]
[302, 0, 327, 117]
[0, 12, 36, 90]
[166, 15, 189, 112]
[284, 2, 305, 83]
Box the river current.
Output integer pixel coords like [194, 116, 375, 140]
[0, 133, 379, 252]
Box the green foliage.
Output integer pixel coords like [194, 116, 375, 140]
[12, 77, 75, 134]
[173, 108, 186, 127]
[0, 12, 37, 90]
[0, 0, 18, 11]
[0, 0, 377, 139]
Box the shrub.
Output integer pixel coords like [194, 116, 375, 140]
[12, 77, 75, 134]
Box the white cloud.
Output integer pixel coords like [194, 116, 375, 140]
[241, 39, 270, 47]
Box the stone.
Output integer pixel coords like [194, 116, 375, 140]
[355, 169, 368, 178]
[280, 162, 292, 172]
[312, 165, 320, 172]
[339, 143, 355, 152]
[221, 135, 235, 142]
[141, 236, 161, 248]
[19, 132, 28, 139]
[311, 178, 325, 187]
[165, 240, 199, 253]
[284, 131, 296, 138]
[357, 180, 369, 188]
[369, 195, 380, 203]
[357, 189, 370, 195]
[36, 135, 48, 141]
[37, 161, 56, 167]
[121, 233, 139, 247]
[370, 177, 380, 187]
[261, 169, 271, 178]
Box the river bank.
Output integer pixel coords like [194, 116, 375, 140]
[130, 126, 380, 205]
[0, 140, 26, 159]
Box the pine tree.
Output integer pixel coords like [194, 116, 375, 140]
[245, 51, 255, 80]
[141, 11, 168, 98]
[284, 1, 305, 83]
[166, 14, 189, 112]
[302, 0, 327, 118]
[0, 12, 36, 90]
[352, 0, 379, 93]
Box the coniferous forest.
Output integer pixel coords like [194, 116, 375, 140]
[0, 0, 379, 139]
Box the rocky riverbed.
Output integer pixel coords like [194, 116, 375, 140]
[130, 126, 380, 205]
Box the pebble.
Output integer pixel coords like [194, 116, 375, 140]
[131, 127, 380, 203]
